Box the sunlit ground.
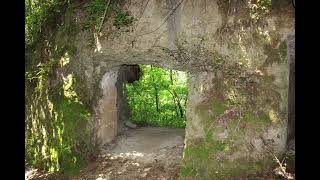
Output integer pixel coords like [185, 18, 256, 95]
[73, 127, 185, 180]
[25, 168, 57, 180]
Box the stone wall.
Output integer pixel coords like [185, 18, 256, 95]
[43, 0, 295, 178]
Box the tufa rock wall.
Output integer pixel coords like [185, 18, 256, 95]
[27, 0, 295, 178]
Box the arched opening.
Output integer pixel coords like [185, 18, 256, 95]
[25, 0, 295, 178]
[125, 64, 187, 128]
[94, 64, 189, 179]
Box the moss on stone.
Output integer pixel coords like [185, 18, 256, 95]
[207, 157, 275, 179]
[25, 67, 93, 175]
[190, 55, 284, 179]
[196, 104, 213, 124]
[181, 137, 276, 179]
[194, 97, 229, 129]
[241, 111, 272, 133]
[211, 98, 228, 117]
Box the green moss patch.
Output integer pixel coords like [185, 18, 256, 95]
[25, 69, 93, 176]
[180, 137, 276, 179]
[242, 112, 271, 128]
[211, 98, 228, 117]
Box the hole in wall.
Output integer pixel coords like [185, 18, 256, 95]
[124, 64, 188, 128]
[99, 64, 188, 178]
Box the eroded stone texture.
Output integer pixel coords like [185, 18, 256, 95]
[43, 0, 295, 178]
[185, 71, 215, 144]
[95, 68, 119, 146]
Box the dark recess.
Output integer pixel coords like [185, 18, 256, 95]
[123, 64, 142, 83]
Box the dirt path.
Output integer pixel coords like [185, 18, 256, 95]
[25, 127, 293, 179]
[73, 127, 185, 180]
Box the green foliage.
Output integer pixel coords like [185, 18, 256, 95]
[25, 0, 68, 47]
[84, 0, 109, 31]
[55, 96, 91, 175]
[113, 9, 134, 29]
[83, 0, 135, 31]
[86, 0, 107, 14]
[126, 65, 188, 128]
[211, 98, 227, 117]
[248, 0, 272, 22]
[26, 59, 57, 84]
[25, 71, 92, 175]
[25, 1, 92, 173]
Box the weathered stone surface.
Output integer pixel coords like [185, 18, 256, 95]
[95, 69, 119, 146]
[32, 0, 294, 178]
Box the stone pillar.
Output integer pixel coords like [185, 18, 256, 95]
[182, 59, 289, 178]
[185, 71, 215, 146]
[96, 68, 119, 146]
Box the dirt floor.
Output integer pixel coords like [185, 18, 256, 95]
[26, 127, 185, 180]
[25, 126, 294, 180]
[73, 127, 185, 180]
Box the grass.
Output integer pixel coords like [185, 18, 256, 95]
[113, 9, 134, 29]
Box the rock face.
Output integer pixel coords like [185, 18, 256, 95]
[287, 33, 295, 148]
[27, 0, 295, 178]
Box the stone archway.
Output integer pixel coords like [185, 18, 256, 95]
[93, 61, 210, 147]
[24, 0, 295, 178]
[68, 0, 294, 178]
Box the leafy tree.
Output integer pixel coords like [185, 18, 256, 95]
[126, 65, 188, 128]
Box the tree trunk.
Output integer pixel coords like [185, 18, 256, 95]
[169, 70, 184, 117]
[170, 70, 174, 83]
[177, 100, 184, 118]
[154, 87, 159, 112]
[170, 91, 180, 116]
[150, 65, 160, 112]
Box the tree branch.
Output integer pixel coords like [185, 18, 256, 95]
[98, 0, 112, 33]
